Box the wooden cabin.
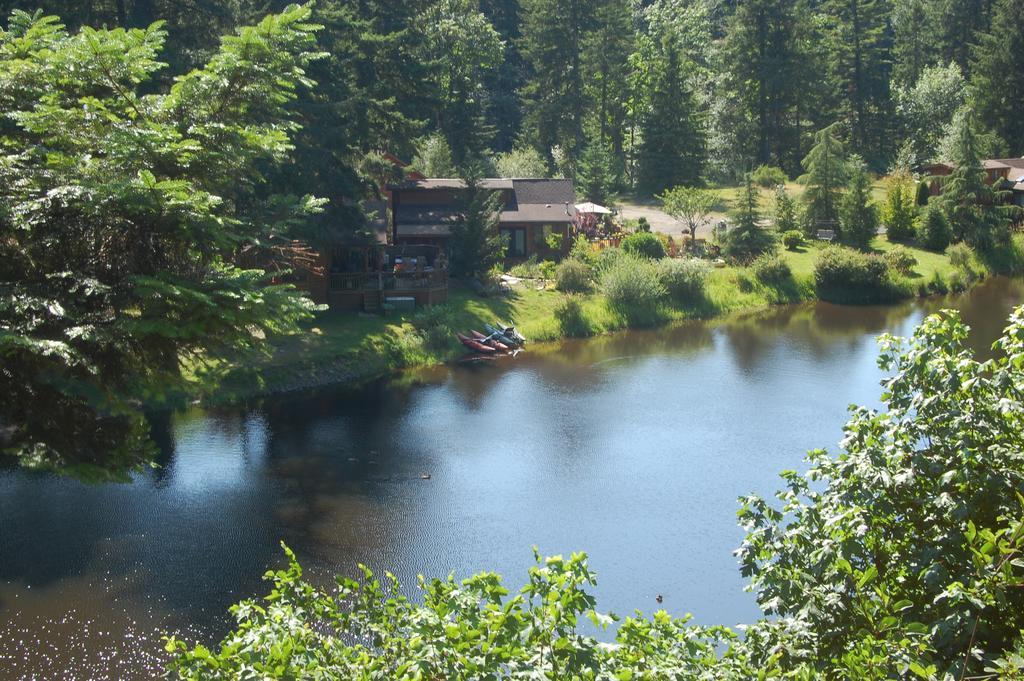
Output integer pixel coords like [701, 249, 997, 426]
[388, 178, 577, 265]
[921, 158, 1024, 208]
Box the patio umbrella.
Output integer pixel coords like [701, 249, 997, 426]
[574, 202, 612, 214]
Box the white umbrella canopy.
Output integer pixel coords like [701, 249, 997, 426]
[574, 202, 612, 214]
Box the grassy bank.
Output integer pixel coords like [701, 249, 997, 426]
[199, 235, 986, 404]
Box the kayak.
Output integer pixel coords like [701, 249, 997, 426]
[471, 330, 509, 351]
[456, 332, 496, 353]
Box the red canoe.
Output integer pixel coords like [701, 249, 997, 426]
[456, 333, 496, 353]
[471, 330, 509, 351]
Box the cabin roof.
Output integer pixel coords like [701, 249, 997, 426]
[991, 157, 1024, 167]
[392, 178, 576, 238]
[390, 178, 515, 190]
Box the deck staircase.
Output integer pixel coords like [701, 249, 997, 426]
[362, 290, 382, 313]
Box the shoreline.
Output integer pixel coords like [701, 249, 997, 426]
[197, 238, 982, 407]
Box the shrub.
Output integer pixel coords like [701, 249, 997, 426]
[657, 258, 709, 303]
[752, 164, 788, 187]
[947, 269, 966, 293]
[539, 260, 557, 280]
[635, 216, 651, 232]
[600, 253, 666, 310]
[782, 230, 805, 251]
[916, 179, 931, 206]
[594, 246, 626, 273]
[883, 245, 917, 275]
[947, 242, 975, 273]
[881, 176, 917, 241]
[917, 206, 952, 252]
[735, 269, 756, 292]
[508, 254, 540, 278]
[774, 190, 799, 233]
[554, 258, 593, 293]
[412, 304, 456, 353]
[621, 231, 666, 259]
[722, 226, 777, 263]
[554, 295, 593, 337]
[927, 269, 948, 294]
[569, 235, 596, 265]
[544, 232, 564, 252]
[752, 253, 792, 285]
[813, 246, 903, 303]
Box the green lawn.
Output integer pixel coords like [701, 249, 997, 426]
[782, 236, 952, 280]
[620, 179, 888, 217]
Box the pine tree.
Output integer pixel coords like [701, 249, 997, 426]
[891, 0, 941, 87]
[636, 38, 704, 195]
[271, 0, 424, 247]
[881, 172, 917, 241]
[582, 0, 634, 180]
[723, 174, 776, 261]
[970, 0, 1024, 154]
[519, 0, 588, 159]
[839, 157, 879, 249]
[576, 134, 617, 204]
[822, 0, 894, 168]
[774, 187, 799, 233]
[0, 6, 321, 472]
[450, 163, 507, 277]
[480, 0, 524, 151]
[722, 0, 816, 173]
[418, 0, 505, 163]
[941, 0, 995, 74]
[800, 124, 849, 234]
[939, 108, 1011, 253]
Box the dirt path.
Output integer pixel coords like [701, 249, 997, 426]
[616, 202, 723, 239]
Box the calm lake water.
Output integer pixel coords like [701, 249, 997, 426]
[3, 278, 1024, 679]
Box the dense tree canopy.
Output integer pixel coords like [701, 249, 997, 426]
[0, 0, 1017, 204]
[0, 6, 322, 475]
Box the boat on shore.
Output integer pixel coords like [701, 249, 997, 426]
[456, 333, 496, 353]
[456, 322, 527, 355]
[471, 330, 509, 351]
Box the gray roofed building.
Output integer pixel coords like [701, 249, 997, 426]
[390, 177, 578, 261]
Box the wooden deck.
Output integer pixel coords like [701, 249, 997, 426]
[326, 270, 448, 312]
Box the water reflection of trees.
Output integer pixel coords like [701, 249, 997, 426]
[717, 301, 922, 373]
[717, 277, 1024, 373]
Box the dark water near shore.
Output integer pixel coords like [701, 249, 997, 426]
[2, 278, 1024, 679]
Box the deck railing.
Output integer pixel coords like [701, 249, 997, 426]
[329, 270, 447, 292]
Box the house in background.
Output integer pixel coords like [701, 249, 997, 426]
[291, 172, 577, 313]
[388, 178, 577, 264]
[923, 158, 1024, 207]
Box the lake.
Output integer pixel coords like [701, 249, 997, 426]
[2, 277, 1023, 679]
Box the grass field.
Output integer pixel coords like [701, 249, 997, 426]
[617, 180, 889, 236]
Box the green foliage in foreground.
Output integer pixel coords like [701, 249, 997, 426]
[0, 7, 321, 476]
[168, 308, 1024, 679]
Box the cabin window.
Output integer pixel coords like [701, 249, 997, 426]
[501, 227, 527, 257]
[534, 224, 553, 248]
